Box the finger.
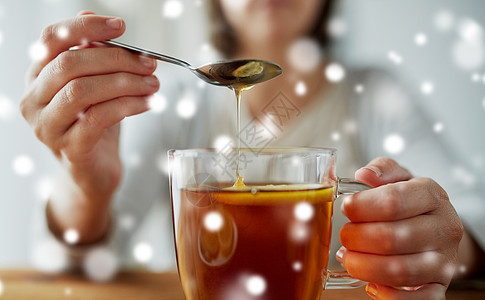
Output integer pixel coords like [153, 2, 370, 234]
[366, 283, 447, 300]
[62, 96, 150, 160]
[341, 177, 441, 222]
[27, 14, 126, 80]
[29, 47, 157, 107]
[340, 215, 447, 255]
[36, 73, 159, 142]
[355, 157, 413, 188]
[336, 247, 454, 287]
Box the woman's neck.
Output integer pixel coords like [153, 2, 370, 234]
[233, 37, 289, 66]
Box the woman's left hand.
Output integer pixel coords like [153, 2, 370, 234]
[338, 157, 464, 299]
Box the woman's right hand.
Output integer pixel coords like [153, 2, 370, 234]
[20, 11, 159, 202]
[20, 11, 159, 243]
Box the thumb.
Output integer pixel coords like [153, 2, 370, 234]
[355, 157, 413, 188]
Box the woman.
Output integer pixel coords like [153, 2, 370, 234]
[21, 0, 484, 298]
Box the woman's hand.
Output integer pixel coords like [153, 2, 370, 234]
[338, 157, 464, 299]
[20, 11, 159, 200]
[20, 11, 159, 243]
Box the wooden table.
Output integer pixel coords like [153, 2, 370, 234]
[0, 270, 484, 299]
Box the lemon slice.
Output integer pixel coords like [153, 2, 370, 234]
[232, 61, 264, 78]
[218, 184, 335, 205]
[223, 183, 324, 192]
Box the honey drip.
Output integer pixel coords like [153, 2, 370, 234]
[232, 86, 249, 189]
[225, 60, 282, 189]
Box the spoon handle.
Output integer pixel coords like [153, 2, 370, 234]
[98, 40, 192, 69]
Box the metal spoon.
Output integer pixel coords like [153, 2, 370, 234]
[98, 40, 282, 87]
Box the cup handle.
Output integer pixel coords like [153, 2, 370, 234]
[322, 177, 371, 290]
[337, 177, 370, 195]
[323, 270, 367, 289]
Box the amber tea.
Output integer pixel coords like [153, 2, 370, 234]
[174, 183, 335, 300]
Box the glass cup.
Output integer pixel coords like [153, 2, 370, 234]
[169, 147, 368, 300]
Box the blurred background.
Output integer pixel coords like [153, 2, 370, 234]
[1, 0, 484, 268]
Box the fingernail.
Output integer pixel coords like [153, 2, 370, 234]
[106, 18, 123, 30]
[140, 55, 156, 68]
[363, 166, 382, 178]
[336, 247, 344, 263]
[144, 76, 159, 87]
[366, 283, 378, 297]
